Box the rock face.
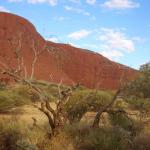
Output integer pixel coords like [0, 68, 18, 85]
[0, 12, 138, 89]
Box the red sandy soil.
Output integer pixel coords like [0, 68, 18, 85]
[0, 12, 138, 90]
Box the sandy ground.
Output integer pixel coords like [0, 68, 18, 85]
[0, 102, 56, 126]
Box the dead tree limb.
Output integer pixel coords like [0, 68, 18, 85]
[30, 40, 47, 80]
[92, 89, 121, 128]
[30, 40, 38, 80]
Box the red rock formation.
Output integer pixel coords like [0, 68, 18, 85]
[0, 12, 138, 90]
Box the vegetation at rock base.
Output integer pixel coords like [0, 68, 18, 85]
[124, 62, 150, 99]
[0, 62, 150, 150]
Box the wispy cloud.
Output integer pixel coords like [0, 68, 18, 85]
[27, 0, 57, 6]
[68, 29, 92, 40]
[69, 0, 81, 4]
[64, 5, 91, 16]
[82, 43, 99, 49]
[47, 37, 59, 42]
[101, 0, 140, 10]
[132, 36, 147, 44]
[0, 6, 10, 12]
[101, 49, 124, 60]
[8, 0, 22, 2]
[86, 0, 96, 5]
[54, 16, 65, 21]
[64, 5, 96, 20]
[99, 28, 136, 60]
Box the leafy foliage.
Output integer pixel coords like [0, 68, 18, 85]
[124, 62, 150, 98]
[65, 89, 112, 122]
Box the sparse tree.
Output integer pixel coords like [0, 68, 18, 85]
[0, 35, 79, 138]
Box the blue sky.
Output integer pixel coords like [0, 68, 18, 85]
[0, 0, 149, 69]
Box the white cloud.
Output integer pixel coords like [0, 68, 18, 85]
[47, 37, 59, 42]
[64, 5, 72, 10]
[8, 0, 22, 2]
[68, 29, 92, 40]
[101, 0, 139, 9]
[54, 16, 65, 21]
[100, 28, 135, 52]
[99, 28, 135, 60]
[132, 36, 147, 44]
[0, 6, 10, 12]
[64, 5, 95, 20]
[64, 5, 91, 16]
[100, 50, 124, 60]
[69, 0, 81, 4]
[82, 43, 99, 49]
[86, 0, 96, 5]
[27, 0, 57, 6]
[68, 42, 79, 47]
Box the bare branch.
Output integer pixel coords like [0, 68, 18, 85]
[92, 89, 121, 128]
[38, 102, 55, 130]
[30, 40, 47, 80]
[30, 40, 38, 80]
[58, 79, 63, 98]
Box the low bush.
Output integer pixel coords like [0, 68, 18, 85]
[0, 118, 74, 150]
[65, 89, 112, 122]
[65, 123, 131, 150]
[0, 84, 31, 112]
[133, 133, 150, 150]
[124, 62, 150, 99]
[0, 118, 37, 150]
[110, 112, 133, 131]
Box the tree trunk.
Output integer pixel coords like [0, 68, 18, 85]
[92, 89, 121, 128]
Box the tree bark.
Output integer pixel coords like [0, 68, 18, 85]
[92, 89, 121, 128]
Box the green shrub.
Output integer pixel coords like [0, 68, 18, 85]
[125, 97, 150, 112]
[124, 62, 150, 99]
[110, 112, 133, 131]
[65, 89, 112, 122]
[0, 84, 31, 112]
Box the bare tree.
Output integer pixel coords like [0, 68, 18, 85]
[0, 47, 79, 137]
[3, 32, 28, 79]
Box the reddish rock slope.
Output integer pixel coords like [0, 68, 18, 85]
[0, 12, 138, 89]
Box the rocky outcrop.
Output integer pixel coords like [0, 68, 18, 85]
[0, 12, 138, 90]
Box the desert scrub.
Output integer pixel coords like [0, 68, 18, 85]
[133, 133, 150, 150]
[0, 82, 59, 112]
[0, 118, 75, 150]
[64, 123, 131, 150]
[0, 118, 53, 150]
[123, 63, 150, 99]
[109, 112, 133, 131]
[0, 84, 31, 112]
[0, 119, 37, 150]
[65, 89, 112, 122]
[125, 97, 150, 111]
[46, 131, 75, 150]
